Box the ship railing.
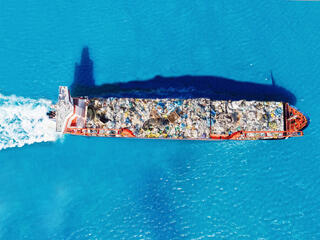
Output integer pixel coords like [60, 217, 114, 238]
[210, 130, 303, 140]
[64, 127, 136, 137]
[65, 128, 303, 140]
[65, 127, 121, 136]
[241, 130, 303, 139]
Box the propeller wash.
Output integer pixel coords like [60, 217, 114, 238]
[0, 94, 61, 150]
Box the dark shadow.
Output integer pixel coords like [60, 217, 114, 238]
[71, 47, 95, 88]
[71, 47, 296, 105]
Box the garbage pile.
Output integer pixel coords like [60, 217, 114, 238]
[211, 100, 284, 135]
[86, 98, 284, 139]
[86, 98, 211, 139]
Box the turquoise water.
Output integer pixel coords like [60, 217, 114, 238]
[0, 1, 320, 239]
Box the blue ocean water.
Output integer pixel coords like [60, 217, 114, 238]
[0, 1, 320, 239]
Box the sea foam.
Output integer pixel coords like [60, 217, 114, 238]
[0, 94, 61, 151]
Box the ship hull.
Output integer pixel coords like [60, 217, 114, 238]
[55, 87, 307, 140]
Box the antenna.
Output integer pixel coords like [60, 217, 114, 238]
[270, 71, 276, 86]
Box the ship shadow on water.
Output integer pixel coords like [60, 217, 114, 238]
[71, 47, 296, 105]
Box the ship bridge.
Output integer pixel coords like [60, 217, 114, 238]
[56, 86, 86, 132]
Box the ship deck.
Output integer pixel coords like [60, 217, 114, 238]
[84, 98, 285, 139]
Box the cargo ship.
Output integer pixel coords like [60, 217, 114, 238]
[50, 86, 308, 140]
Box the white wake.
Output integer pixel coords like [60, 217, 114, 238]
[0, 94, 61, 151]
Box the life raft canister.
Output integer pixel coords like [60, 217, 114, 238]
[119, 128, 135, 137]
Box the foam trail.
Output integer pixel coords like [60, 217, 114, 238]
[0, 94, 61, 151]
